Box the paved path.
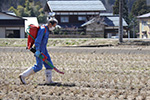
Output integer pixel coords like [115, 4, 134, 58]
[0, 46, 150, 54]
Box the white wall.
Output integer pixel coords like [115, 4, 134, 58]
[23, 17, 38, 31]
[20, 27, 25, 38]
[0, 27, 5, 38]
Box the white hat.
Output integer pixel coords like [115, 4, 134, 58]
[48, 17, 58, 25]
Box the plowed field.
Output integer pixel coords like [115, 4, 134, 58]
[1, 47, 150, 100]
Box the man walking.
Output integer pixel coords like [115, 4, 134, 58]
[19, 18, 58, 84]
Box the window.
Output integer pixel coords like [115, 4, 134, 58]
[6, 30, 20, 38]
[78, 16, 86, 21]
[142, 21, 147, 26]
[142, 21, 147, 31]
[61, 16, 69, 23]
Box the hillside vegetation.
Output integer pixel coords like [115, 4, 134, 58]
[1, 0, 137, 13]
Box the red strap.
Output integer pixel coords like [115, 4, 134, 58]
[41, 53, 48, 61]
[44, 26, 46, 33]
[41, 26, 46, 34]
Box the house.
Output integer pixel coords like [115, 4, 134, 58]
[0, 12, 26, 38]
[137, 12, 150, 38]
[101, 13, 128, 38]
[81, 16, 105, 37]
[44, 0, 106, 36]
[81, 13, 128, 38]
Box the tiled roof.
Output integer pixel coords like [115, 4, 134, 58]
[137, 12, 150, 18]
[81, 16, 128, 27]
[0, 12, 25, 26]
[104, 17, 128, 27]
[81, 18, 96, 27]
[46, 0, 106, 12]
[0, 12, 24, 20]
[99, 13, 128, 27]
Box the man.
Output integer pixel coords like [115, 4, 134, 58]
[19, 18, 58, 84]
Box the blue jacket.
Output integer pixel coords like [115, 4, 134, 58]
[34, 25, 49, 52]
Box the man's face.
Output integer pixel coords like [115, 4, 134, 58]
[49, 23, 56, 28]
[53, 23, 57, 27]
[49, 23, 57, 31]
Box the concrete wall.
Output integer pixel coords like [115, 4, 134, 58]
[86, 24, 105, 38]
[20, 27, 25, 38]
[0, 27, 5, 38]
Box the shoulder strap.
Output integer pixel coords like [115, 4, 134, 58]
[43, 26, 46, 36]
[40, 25, 46, 36]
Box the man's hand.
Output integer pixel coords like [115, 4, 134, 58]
[35, 50, 41, 57]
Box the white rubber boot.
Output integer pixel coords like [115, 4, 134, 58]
[19, 67, 35, 84]
[45, 69, 53, 84]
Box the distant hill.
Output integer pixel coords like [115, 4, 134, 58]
[101, 0, 137, 13]
[1, 0, 137, 13]
[1, 0, 46, 11]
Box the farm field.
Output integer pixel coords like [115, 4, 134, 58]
[1, 46, 150, 100]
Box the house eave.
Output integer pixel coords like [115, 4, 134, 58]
[55, 12, 100, 16]
[137, 17, 150, 20]
[105, 26, 128, 29]
[0, 25, 24, 27]
[0, 12, 26, 20]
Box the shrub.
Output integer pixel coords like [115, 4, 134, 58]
[80, 32, 86, 35]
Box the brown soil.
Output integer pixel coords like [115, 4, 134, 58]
[1, 46, 150, 100]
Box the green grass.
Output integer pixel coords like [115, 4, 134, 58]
[0, 38, 119, 47]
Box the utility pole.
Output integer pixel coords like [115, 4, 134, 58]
[119, 0, 123, 43]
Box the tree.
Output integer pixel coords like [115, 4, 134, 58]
[25, 0, 30, 11]
[17, 5, 24, 17]
[38, 12, 47, 23]
[127, 0, 136, 12]
[128, 13, 138, 38]
[113, 0, 119, 14]
[7, 0, 47, 23]
[8, 6, 18, 15]
[131, 0, 150, 16]
[108, 0, 115, 5]
[128, 0, 150, 38]
[0, 0, 8, 11]
[29, 2, 36, 17]
[0, 0, 4, 11]
[113, 0, 129, 24]
[18, 0, 26, 7]
[33, 5, 40, 16]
